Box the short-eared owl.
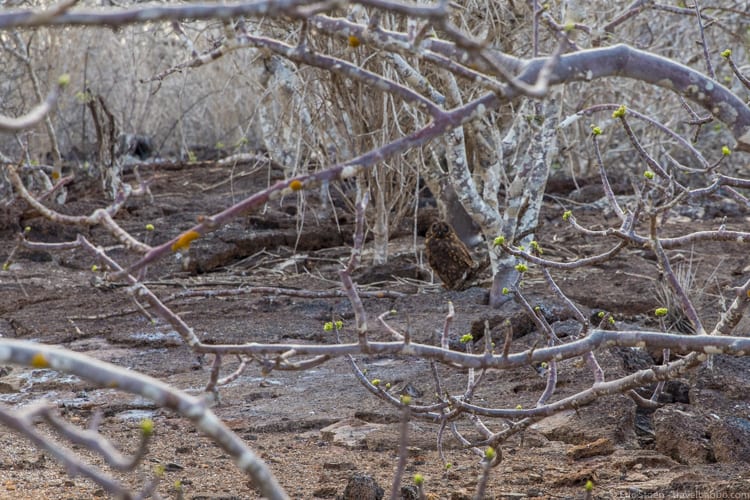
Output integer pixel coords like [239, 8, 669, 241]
[425, 221, 475, 290]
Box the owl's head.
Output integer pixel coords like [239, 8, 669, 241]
[428, 221, 452, 238]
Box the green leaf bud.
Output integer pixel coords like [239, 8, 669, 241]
[140, 418, 154, 437]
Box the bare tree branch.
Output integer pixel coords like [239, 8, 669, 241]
[0, 340, 290, 500]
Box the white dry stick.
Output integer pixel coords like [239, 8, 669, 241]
[0, 340, 290, 500]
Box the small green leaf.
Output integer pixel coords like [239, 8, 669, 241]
[654, 307, 668, 317]
[460, 333, 473, 343]
[140, 418, 154, 437]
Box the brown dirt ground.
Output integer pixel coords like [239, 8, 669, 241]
[1, 160, 749, 499]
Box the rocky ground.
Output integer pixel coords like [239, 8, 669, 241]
[0, 159, 749, 499]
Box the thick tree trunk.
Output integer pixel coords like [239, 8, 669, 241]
[489, 98, 560, 307]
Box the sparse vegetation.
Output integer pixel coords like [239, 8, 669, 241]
[1, 0, 750, 498]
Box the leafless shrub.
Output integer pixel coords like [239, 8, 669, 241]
[1, 0, 750, 498]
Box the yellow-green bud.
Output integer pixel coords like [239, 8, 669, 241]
[460, 333, 473, 343]
[644, 171, 655, 180]
[591, 125, 602, 136]
[493, 235, 505, 246]
[722, 146, 731, 156]
[585, 480, 594, 492]
[484, 447, 496, 460]
[140, 418, 154, 436]
[58, 74, 71, 87]
[372, 379, 381, 386]
[612, 105, 626, 118]
[400, 395, 412, 405]
[145, 223, 155, 231]
[413, 474, 424, 486]
[514, 263, 528, 273]
[562, 210, 572, 221]
[721, 49, 731, 59]
[654, 307, 668, 317]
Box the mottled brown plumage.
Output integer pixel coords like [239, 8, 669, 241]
[425, 221, 475, 290]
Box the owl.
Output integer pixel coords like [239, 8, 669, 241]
[425, 221, 476, 290]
